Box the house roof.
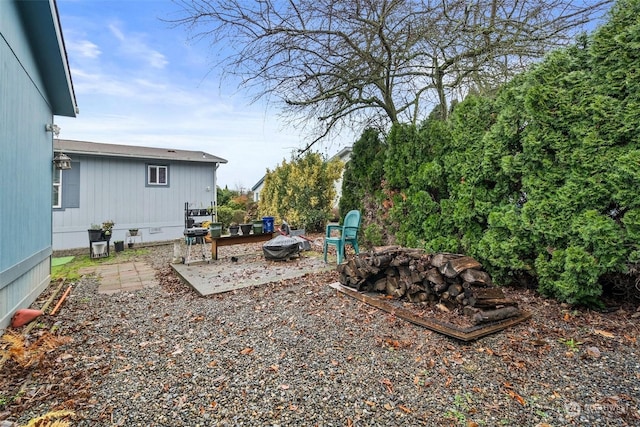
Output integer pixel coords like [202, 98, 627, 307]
[330, 146, 352, 161]
[251, 175, 265, 191]
[16, 0, 77, 117]
[54, 139, 228, 164]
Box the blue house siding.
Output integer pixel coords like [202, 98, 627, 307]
[1, 0, 76, 330]
[53, 151, 222, 250]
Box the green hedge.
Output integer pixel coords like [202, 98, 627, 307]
[343, 0, 640, 305]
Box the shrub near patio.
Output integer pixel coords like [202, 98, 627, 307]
[259, 152, 342, 232]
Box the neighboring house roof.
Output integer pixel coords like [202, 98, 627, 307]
[16, 0, 77, 117]
[330, 146, 352, 162]
[251, 175, 265, 192]
[54, 139, 228, 164]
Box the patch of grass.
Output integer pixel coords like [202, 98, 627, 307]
[535, 409, 549, 419]
[51, 247, 151, 281]
[444, 393, 473, 425]
[444, 408, 466, 425]
[558, 338, 583, 351]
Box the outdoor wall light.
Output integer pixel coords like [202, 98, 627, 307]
[45, 123, 61, 137]
[53, 152, 72, 170]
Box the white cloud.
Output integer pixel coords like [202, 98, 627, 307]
[67, 39, 101, 59]
[108, 22, 168, 69]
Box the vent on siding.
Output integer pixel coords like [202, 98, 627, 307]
[149, 227, 162, 234]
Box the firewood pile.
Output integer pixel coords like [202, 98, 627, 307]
[337, 246, 522, 325]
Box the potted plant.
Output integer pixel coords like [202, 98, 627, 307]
[129, 228, 139, 236]
[252, 219, 263, 234]
[114, 240, 124, 252]
[229, 222, 240, 236]
[209, 222, 222, 238]
[88, 224, 103, 241]
[240, 223, 252, 235]
[101, 220, 115, 239]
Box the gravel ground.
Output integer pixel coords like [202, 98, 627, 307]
[2, 242, 640, 426]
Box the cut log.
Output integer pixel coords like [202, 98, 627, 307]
[430, 253, 463, 268]
[343, 263, 361, 281]
[411, 271, 423, 284]
[473, 288, 506, 300]
[373, 277, 387, 292]
[440, 256, 483, 278]
[447, 283, 463, 298]
[339, 275, 349, 286]
[354, 256, 380, 275]
[371, 245, 402, 254]
[472, 306, 521, 325]
[407, 292, 429, 303]
[373, 255, 394, 268]
[397, 266, 412, 277]
[460, 269, 493, 286]
[433, 281, 449, 294]
[473, 298, 519, 309]
[424, 268, 445, 286]
[386, 275, 398, 295]
[463, 306, 481, 317]
[390, 255, 411, 267]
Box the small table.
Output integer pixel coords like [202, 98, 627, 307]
[126, 230, 143, 246]
[211, 233, 275, 260]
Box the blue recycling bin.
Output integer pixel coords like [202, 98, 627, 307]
[262, 216, 275, 233]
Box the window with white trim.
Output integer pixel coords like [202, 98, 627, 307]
[52, 167, 62, 208]
[147, 164, 168, 186]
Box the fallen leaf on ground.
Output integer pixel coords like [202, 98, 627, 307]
[594, 329, 615, 338]
[240, 347, 254, 355]
[398, 404, 412, 413]
[504, 386, 526, 406]
[380, 378, 394, 393]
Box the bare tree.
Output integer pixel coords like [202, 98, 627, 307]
[171, 0, 611, 152]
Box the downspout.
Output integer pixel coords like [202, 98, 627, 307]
[213, 163, 219, 221]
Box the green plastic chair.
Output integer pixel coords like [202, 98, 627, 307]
[323, 210, 361, 264]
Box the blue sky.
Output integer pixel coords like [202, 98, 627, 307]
[55, 0, 351, 191]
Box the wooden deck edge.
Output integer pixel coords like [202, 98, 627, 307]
[329, 282, 532, 342]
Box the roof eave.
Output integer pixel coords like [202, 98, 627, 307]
[17, 0, 77, 117]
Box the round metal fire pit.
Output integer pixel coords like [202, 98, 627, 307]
[263, 235, 300, 260]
